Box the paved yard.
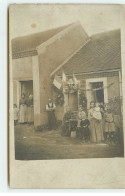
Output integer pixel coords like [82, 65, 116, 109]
[15, 124, 124, 160]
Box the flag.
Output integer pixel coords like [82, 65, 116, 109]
[53, 75, 62, 89]
[62, 71, 67, 82]
[73, 73, 80, 85]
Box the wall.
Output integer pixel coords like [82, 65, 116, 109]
[12, 56, 33, 80]
[78, 73, 120, 101]
[37, 23, 89, 125]
[12, 56, 33, 109]
[13, 81, 17, 105]
[107, 75, 120, 99]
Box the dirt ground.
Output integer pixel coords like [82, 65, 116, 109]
[14, 124, 124, 160]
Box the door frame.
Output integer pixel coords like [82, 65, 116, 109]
[16, 77, 33, 108]
[86, 77, 108, 109]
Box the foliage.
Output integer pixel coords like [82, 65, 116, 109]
[78, 90, 87, 111]
[106, 96, 122, 115]
[35, 124, 49, 132]
[55, 91, 64, 106]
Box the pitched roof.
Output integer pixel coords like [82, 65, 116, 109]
[12, 23, 71, 54]
[55, 29, 121, 76]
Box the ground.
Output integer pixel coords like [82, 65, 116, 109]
[15, 124, 124, 160]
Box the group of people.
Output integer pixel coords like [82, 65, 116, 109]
[14, 95, 117, 144]
[62, 101, 116, 143]
[13, 93, 34, 125]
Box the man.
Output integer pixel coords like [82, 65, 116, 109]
[46, 99, 56, 130]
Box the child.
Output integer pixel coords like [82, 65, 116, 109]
[78, 106, 90, 142]
[13, 104, 19, 125]
[80, 117, 90, 142]
[77, 106, 86, 138]
[93, 102, 102, 121]
[104, 107, 116, 142]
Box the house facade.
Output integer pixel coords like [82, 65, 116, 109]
[12, 21, 122, 127]
[51, 29, 122, 122]
[12, 22, 89, 127]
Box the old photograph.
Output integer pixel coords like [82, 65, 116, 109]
[10, 4, 124, 160]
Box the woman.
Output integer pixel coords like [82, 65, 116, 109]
[88, 101, 96, 142]
[61, 107, 71, 137]
[92, 102, 104, 142]
[27, 94, 34, 124]
[19, 93, 27, 124]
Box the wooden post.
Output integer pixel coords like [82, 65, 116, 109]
[77, 89, 80, 109]
[119, 70, 122, 98]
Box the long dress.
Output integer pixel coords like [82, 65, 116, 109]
[27, 98, 34, 123]
[61, 111, 71, 136]
[88, 108, 96, 142]
[93, 107, 104, 142]
[88, 107, 104, 142]
[19, 98, 27, 123]
[104, 112, 116, 133]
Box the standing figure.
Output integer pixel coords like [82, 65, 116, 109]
[13, 104, 19, 125]
[27, 94, 34, 124]
[104, 108, 116, 141]
[77, 106, 86, 138]
[92, 102, 104, 142]
[88, 101, 96, 142]
[61, 107, 71, 137]
[80, 117, 90, 142]
[99, 102, 105, 131]
[46, 99, 56, 130]
[19, 93, 28, 124]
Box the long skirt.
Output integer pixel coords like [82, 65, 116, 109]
[61, 122, 70, 136]
[104, 122, 116, 133]
[90, 119, 104, 142]
[19, 104, 27, 123]
[27, 106, 34, 123]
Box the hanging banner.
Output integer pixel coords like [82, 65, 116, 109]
[73, 73, 80, 85]
[62, 71, 67, 82]
[53, 75, 62, 89]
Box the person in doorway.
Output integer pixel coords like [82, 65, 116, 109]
[46, 99, 56, 130]
[61, 107, 71, 137]
[19, 93, 28, 124]
[27, 94, 34, 124]
[99, 102, 105, 118]
[13, 104, 19, 125]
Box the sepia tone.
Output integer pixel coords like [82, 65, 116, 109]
[9, 4, 125, 188]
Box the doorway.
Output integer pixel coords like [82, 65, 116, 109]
[86, 77, 108, 108]
[20, 80, 33, 100]
[91, 82, 104, 103]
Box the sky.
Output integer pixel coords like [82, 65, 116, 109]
[9, 4, 121, 39]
